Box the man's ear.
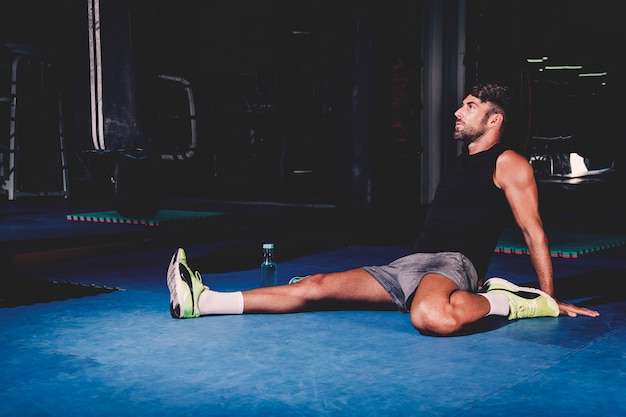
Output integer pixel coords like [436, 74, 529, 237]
[490, 113, 503, 127]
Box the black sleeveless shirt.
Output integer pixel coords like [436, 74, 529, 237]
[414, 143, 512, 278]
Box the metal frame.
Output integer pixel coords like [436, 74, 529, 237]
[1, 52, 69, 200]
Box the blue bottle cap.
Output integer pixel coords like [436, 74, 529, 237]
[263, 243, 274, 249]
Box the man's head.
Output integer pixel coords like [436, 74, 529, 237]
[454, 83, 512, 145]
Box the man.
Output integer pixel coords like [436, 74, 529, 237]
[167, 83, 599, 336]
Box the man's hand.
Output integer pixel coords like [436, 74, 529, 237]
[557, 300, 600, 317]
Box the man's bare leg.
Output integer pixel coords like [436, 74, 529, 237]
[410, 273, 490, 336]
[169, 248, 395, 318]
[242, 268, 397, 313]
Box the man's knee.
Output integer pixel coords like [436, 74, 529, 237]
[410, 299, 458, 336]
[291, 273, 329, 301]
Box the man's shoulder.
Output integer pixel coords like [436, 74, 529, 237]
[495, 148, 534, 185]
[497, 148, 527, 164]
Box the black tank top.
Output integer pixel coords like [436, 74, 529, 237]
[414, 143, 511, 278]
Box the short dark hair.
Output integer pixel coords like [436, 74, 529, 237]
[469, 83, 512, 131]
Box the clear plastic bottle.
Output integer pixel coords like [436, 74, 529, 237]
[260, 243, 278, 287]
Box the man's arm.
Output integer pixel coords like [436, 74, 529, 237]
[494, 150, 600, 318]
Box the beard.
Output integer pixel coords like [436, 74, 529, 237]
[453, 119, 487, 144]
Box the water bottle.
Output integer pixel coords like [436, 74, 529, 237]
[260, 243, 278, 287]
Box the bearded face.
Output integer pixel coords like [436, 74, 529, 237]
[453, 114, 489, 144]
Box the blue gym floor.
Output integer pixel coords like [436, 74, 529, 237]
[1, 195, 625, 416]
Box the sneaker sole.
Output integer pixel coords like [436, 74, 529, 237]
[483, 277, 546, 298]
[167, 249, 186, 318]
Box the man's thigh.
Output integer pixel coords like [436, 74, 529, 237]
[301, 268, 397, 310]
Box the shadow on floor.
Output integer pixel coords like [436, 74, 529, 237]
[0, 276, 120, 308]
[551, 269, 626, 307]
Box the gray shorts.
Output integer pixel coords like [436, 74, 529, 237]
[362, 252, 479, 312]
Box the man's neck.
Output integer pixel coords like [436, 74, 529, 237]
[467, 136, 500, 155]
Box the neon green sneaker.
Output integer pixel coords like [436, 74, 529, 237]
[483, 277, 559, 320]
[167, 248, 208, 318]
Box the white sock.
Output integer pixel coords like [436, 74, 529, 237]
[198, 290, 244, 315]
[478, 291, 510, 316]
